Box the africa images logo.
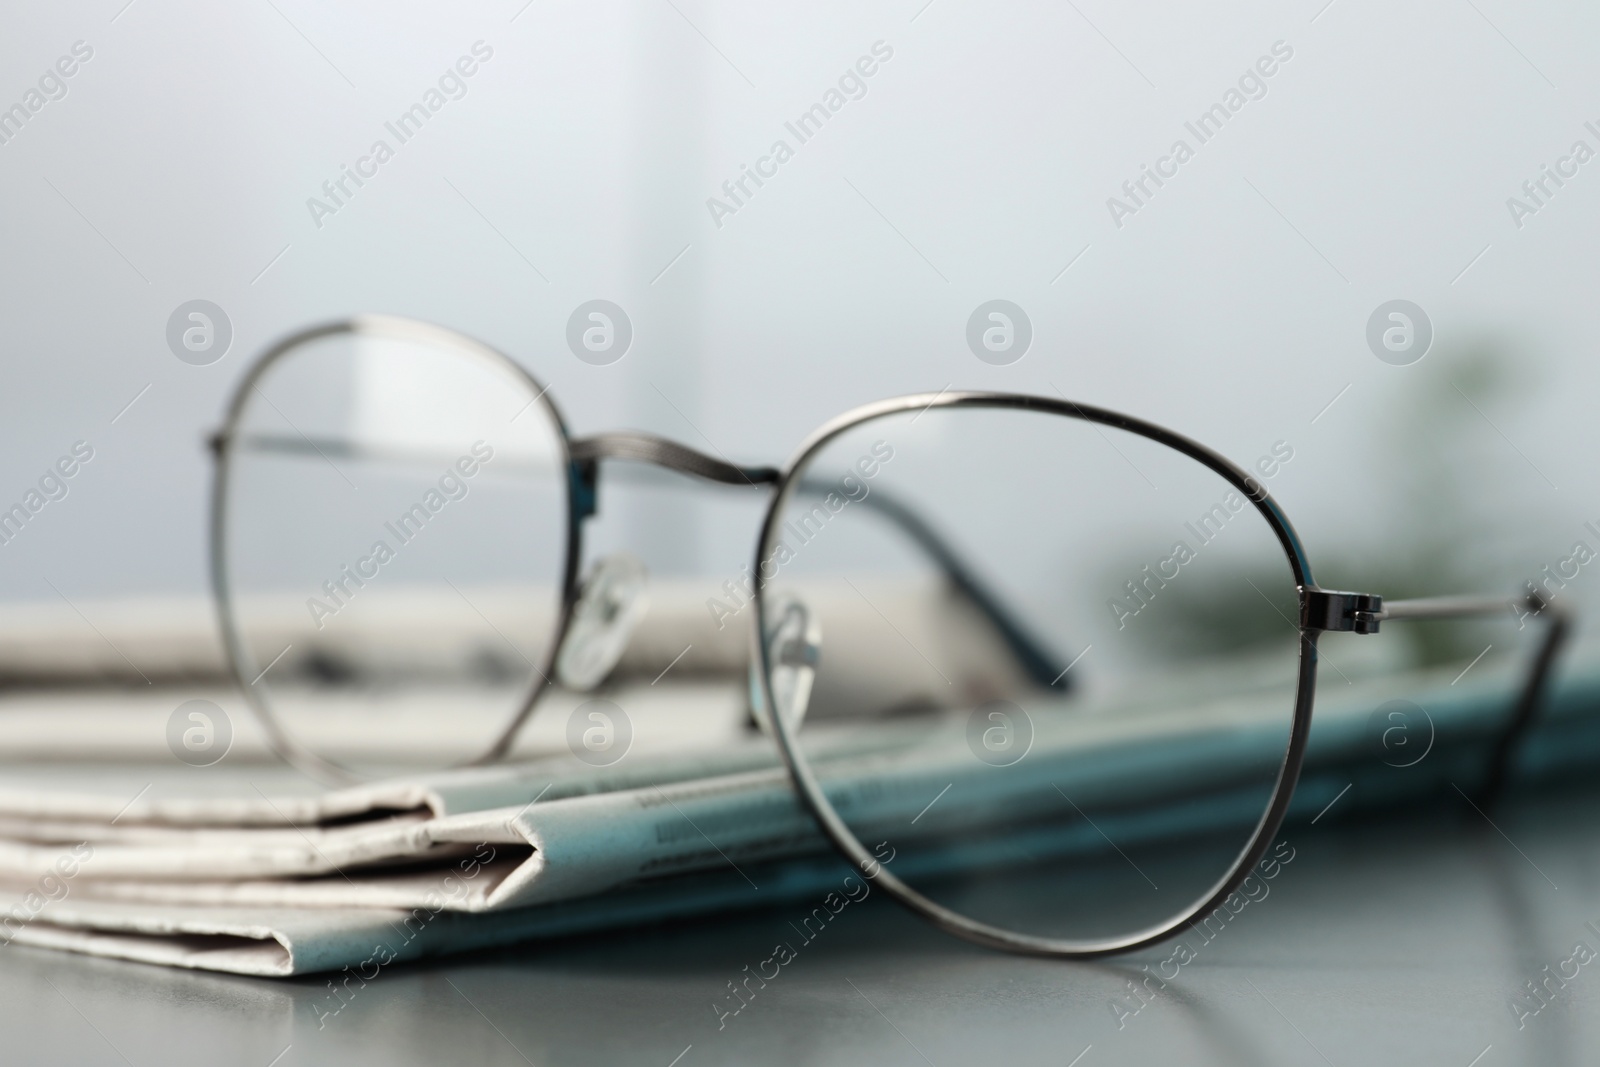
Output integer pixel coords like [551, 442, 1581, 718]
[305, 41, 494, 229]
[705, 41, 894, 229]
[1105, 40, 1293, 229]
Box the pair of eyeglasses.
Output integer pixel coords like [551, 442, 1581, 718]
[208, 314, 1569, 959]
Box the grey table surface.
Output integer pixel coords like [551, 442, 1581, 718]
[4, 780, 1598, 1067]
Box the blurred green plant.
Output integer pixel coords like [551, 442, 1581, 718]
[1104, 338, 1528, 669]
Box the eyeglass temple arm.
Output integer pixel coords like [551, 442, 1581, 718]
[1372, 589, 1573, 810]
[816, 478, 1069, 689]
[570, 432, 1070, 689]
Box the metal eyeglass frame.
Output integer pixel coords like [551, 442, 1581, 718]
[209, 316, 1065, 783]
[752, 392, 1571, 958]
[209, 314, 1571, 960]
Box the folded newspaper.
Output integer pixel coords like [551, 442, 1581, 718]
[2, 597, 1598, 976]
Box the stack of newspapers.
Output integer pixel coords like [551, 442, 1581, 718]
[1, 596, 1598, 977]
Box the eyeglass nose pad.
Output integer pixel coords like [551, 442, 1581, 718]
[751, 594, 822, 735]
[555, 552, 650, 691]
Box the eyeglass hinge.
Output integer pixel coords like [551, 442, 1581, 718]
[1301, 588, 1384, 634]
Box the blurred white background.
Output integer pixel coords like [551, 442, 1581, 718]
[1, 0, 1596, 625]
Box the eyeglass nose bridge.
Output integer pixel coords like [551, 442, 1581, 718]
[568, 432, 780, 488]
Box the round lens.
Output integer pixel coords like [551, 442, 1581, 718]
[756, 400, 1306, 950]
[216, 318, 571, 775]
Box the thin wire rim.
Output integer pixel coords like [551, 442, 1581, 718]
[750, 390, 1321, 958]
[208, 314, 584, 784]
